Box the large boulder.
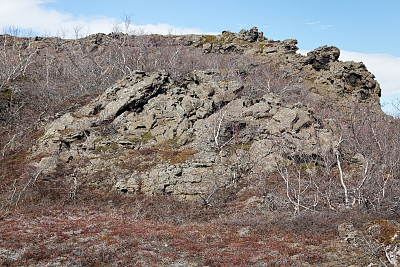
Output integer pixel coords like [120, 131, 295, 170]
[32, 69, 339, 200]
[238, 26, 264, 42]
[305, 45, 340, 71]
[312, 60, 381, 107]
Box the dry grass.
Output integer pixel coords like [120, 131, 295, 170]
[1, 187, 395, 266]
[1, 32, 400, 266]
[0, 203, 333, 266]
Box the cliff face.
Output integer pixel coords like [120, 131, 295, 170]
[31, 27, 383, 201]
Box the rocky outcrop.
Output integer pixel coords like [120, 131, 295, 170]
[314, 60, 381, 99]
[305, 45, 340, 71]
[22, 28, 383, 113]
[33, 68, 340, 200]
[261, 43, 382, 113]
[238, 26, 264, 42]
[30, 27, 384, 201]
[301, 48, 382, 113]
[187, 28, 381, 112]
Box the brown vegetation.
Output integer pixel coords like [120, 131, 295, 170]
[0, 29, 400, 265]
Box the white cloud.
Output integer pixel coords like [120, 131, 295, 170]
[304, 21, 333, 31]
[0, 0, 207, 37]
[115, 23, 206, 35]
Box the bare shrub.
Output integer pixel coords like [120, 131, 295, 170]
[340, 104, 400, 212]
[239, 60, 306, 103]
[0, 30, 398, 221]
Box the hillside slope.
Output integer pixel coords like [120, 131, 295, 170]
[1, 27, 400, 266]
[30, 27, 385, 205]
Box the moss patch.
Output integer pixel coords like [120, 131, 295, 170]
[200, 35, 217, 45]
[128, 131, 156, 145]
[156, 135, 182, 150]
[161, 147, 197, 164]
[94, 142, 119, 153]
[258, 42, 266, 50]
[231, 141, 253, 151]
[0, 88, 15, 102]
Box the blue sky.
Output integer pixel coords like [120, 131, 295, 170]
[39, 0, 399, 56]
[1, 0, 399, 113]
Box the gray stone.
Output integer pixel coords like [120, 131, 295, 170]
[239, 26, 263, 43]
[36, 156, 59, 175]
[305, 45, 340, 71]
[31, 49, 366, 201]
[337, 222, 359, 244]
[272, 108, 298, 132]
